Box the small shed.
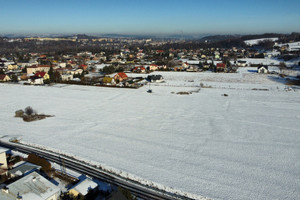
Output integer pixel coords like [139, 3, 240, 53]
[258, 66, 268, 73]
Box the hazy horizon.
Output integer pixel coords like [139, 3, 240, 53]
[1, 0, 300, 35]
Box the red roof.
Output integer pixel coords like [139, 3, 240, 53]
[217, 63, 226, 68]
[156, 50, 164, 53]
[117, 72, 128, 79]
[28, 65, 38, 68]
[37, 65, 51, 68]
[0, 74, 7, 80]
[35, 71, 46, 77]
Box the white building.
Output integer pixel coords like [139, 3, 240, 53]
[0, 171, 60, 200]
[0, 147, 8, 176]
[68, 177, 97, 197]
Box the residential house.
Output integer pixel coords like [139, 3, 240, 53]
[68, 177, 98, 198]
[186, 65, 199, 72]
[0, 147, 8, 176]
[114, 72, 128, 82]
[7, 65, 18, 71]
[0, 171, 60, 200]
[79, 64, 88, 71]
[0, 74, 11, 82]
[34, 72, 49, 80]
[26, 65, 38, 74]
[132, 66, 146, 73]
[28, 75, 44, 85]
[216, 63, 226, 72]
[146, 75, 164, 83]
[149, 64, 158, 71]
[26, 65, 51, 74]
[61, 74, 73, 81]
[202, 63, 210, 70]
[9, 162, 41, 179]
[156, 50, 164, 54]
[237, 60, 247, 67]
[182, 62, 189, 69]
[102, 77, 114, 85]
[258, 66, 268, 73]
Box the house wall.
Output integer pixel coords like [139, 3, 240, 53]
[27, 67, 38, 74]
[46, 191, 60, 200]
[29, 78, 44, 85]
[0, 152, 8, 169]
[3, 76, 11, 82]
[68, 189, 80, 197]
[38, 67, 50, 73]
[7, 65, 18, 70]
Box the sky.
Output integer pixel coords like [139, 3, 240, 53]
[0, 0, 300, 35]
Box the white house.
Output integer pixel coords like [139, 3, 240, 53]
[61, 74, 73, 81]
[68, 177, 98, 197]
[0, 147, 8, 176]
[28, 76, 44, 85]
[0, 171, 60, 200]
[258, 66, 268, 74]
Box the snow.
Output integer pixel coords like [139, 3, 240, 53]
[237, 58, 280, 66]
[275, 42, 300, 51]
[244, 38, 278, 46]
[70, 177, 98, 195]
[1, 70, 300, 200]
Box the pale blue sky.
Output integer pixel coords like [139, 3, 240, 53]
[0, 0, 299, 35]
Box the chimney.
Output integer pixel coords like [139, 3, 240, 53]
[17, 192, 22, 200]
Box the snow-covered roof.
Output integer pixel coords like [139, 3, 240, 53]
[0, 171, 60, 200]
[70, 177, 97, 196]
[0, 147, 9, 154]
[94, 64, 110, 70]
[9, 162, 41, 176]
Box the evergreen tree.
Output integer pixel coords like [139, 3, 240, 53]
[48, 66, 54, 82]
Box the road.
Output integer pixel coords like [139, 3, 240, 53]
[0, 139, 198, 200]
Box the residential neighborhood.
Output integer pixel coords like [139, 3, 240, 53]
[0, 145, 130, 200]
[0, 33, 299, 89]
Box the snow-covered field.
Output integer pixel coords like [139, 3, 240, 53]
[244, 37, 278, 46]
[1, 71, 300, 200]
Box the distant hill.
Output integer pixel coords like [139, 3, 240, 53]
[241, 33, 285, 41]
[200, 35, 241, 42]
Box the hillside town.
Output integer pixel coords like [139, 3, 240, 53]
[0, 33, 300, 88]
[0, 33, 300, 200]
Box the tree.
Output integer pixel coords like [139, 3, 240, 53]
[25, 106, 34, 115]
[279, 62, 287, 70]
[48, 66, 54, 82]
[102, 65, 115, 74]
[53, 71, 61, 82]
[11, 74, 18, 82]
[27, 153, 51, 173]
[22, 66, 27, 73]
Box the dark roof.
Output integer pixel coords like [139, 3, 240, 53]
[147, 75, 163, 80]
[0, 74, 7, 80]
